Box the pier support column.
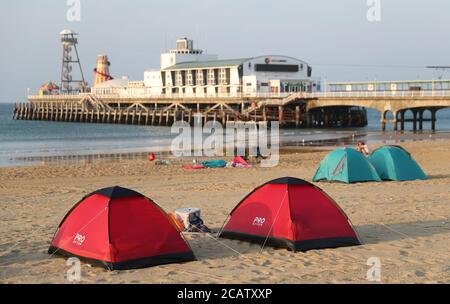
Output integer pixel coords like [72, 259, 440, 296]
[418, 109, 424, 131]
[221, 111, 226, 126]
[12, 103, 17, 120]
[151, 111, 156, 125]
[132, 111, 137, 125]
[393, 111, 398, 131]
[381, 111, 387, 132]
[412, 110, 418, 132]
[145, 111, 150, 126]
[74, 104, 79, 122]
[188, 111, 193, 126]
[60, 104, 64, 121]
[159, 110, 163, 126]
[24, 104, 29, 120]
[174, 110, 179, 124]
[400, 110, 405, 131]
[295, 106, 301, 127]
[278, 106, 284, 126]
[431, 109, 437, 131]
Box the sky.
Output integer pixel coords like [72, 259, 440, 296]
[1, 0, 450, 103]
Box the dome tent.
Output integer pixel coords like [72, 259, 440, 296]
[48, 186, 195, 270]
[313, 148, 381, 183]
[369, 146, 427, 181]
[219, 177, 360, 252]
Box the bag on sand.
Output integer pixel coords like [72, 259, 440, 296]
[175, 208, 211, 233]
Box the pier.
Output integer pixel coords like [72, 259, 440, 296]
[14, 93, 367, 129]
[14, 87, 450, 131]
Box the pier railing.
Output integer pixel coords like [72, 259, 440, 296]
[28, 90, 450, 102]
[309, 90, 450, 98]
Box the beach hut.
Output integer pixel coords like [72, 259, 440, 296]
[313, 148, 381, 183]
[48, 186, 195, 270]
[369, 146, 427, 181]
[219, 177, 360, 252]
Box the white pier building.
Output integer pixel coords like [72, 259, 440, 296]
[93, 37, 318, 98]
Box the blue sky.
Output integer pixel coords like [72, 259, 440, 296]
[1, 0, 450, 103]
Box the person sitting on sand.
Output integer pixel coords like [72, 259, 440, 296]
[357, 141, 370, 157]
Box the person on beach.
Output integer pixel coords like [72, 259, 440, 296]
[357, 141, 369, 157]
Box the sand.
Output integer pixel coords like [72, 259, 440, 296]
[0, 140, 449, 284]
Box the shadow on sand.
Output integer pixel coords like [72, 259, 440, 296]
[427, 174, 450, 180]
[355, 219, 449, 245]
[197, 218, 449, 259]
[2, 220, 447, 268]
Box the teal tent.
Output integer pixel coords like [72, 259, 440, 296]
[313, 148, 381, 183]
[368, 146, 427, 181]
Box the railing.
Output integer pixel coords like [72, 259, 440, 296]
[27, 90, 450, 101]
[308, 90, 450, 98]
[28, 92, 294, 100]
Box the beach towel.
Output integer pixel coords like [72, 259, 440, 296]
[182, 164, 206, 170]
[232, 156, 252, 168]
[201, 160, 228, 168]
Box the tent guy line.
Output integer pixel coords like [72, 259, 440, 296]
[260, 191, 289, 254]
[188, 227, 243, 256]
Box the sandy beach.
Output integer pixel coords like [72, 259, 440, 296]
[0, 140, 449, 284]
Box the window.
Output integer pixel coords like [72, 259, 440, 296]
[219, 68, 228, 85]
[208, 69, 216, 85]
[176, 71, 183, 86]
[196, 70, 204, 86]
[187, 71, 193, 86]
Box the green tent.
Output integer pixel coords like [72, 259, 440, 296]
[368, 146, 427, 181]
[313, 148, 381, 183]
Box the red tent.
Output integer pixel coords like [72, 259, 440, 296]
[48, 186, 195, 270]
[219, 177, 360, 252]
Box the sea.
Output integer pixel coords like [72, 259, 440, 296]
[1, 103, 449, 167]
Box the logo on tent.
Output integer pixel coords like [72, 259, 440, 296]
[73, 234, 86, 246]
[252, 217, 266, 227]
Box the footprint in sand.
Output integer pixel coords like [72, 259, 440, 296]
[252, 269, 272, 276]
[399, 250, 409, 257]
[415, 270, 426, 277]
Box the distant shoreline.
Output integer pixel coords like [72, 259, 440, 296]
[2, 134, 450, 169]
